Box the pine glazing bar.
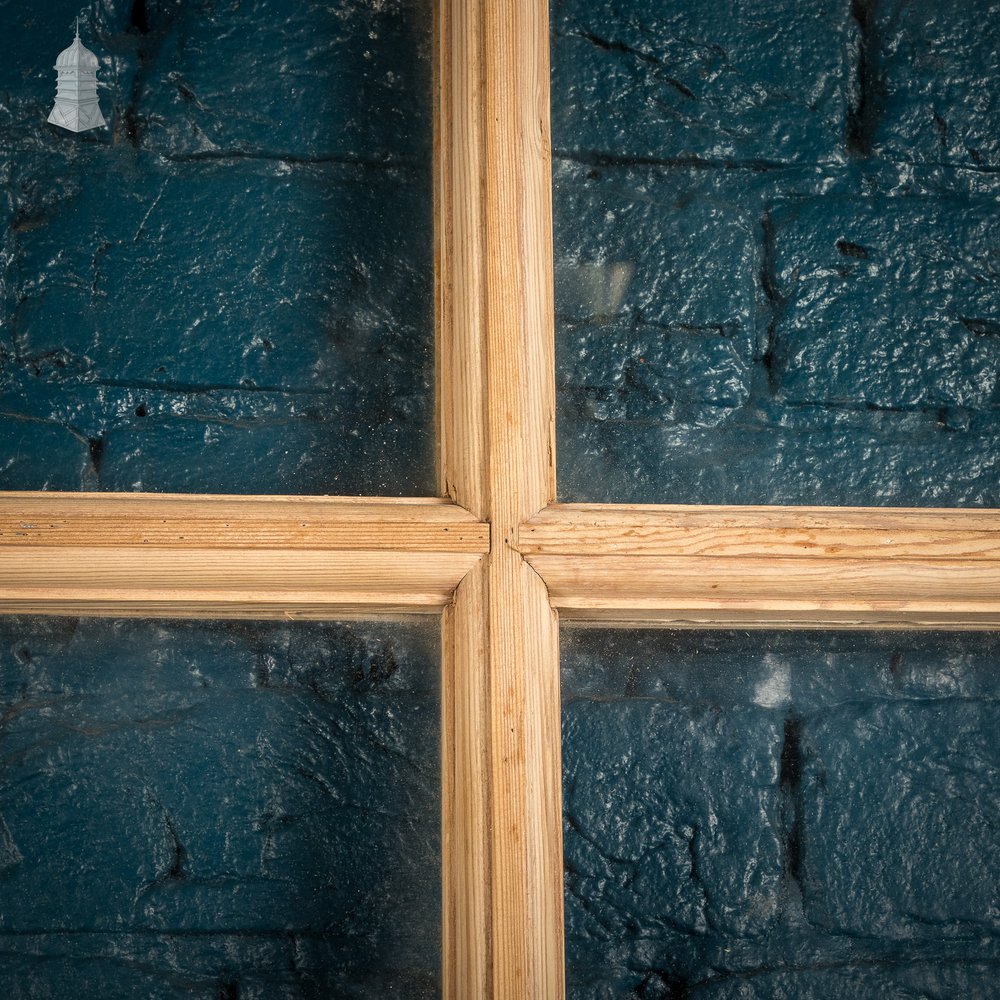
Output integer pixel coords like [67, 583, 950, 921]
[0, 493, 487, 619]
[436, 0, 564, 995]
[521, 504, 1000, 628]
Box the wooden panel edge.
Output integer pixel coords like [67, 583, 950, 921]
[528, 552, 1000, 630]
[0, 547, 483, 618]
[557, 611, 1000, 630]
[520, 503, 1000, 559]
[442, 564, 491, 1000]
[0, 494, 489, 553]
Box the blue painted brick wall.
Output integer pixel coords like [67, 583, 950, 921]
[0, 1, 435, 494]
[553, 0, 1000, 505]
[562, 630, 1000, 999]
[0, 617, 440, 998]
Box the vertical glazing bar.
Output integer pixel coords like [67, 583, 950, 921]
[436, 0, 563, 995]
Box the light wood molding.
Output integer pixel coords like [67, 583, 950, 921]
[437, 0, 564, 996]
[435, 0, 486, 513]
[0, 492, 488, 551]
[521, 503, 1000, 559]
[0, 493, 487, 618]
[522, 504, 1000, 628]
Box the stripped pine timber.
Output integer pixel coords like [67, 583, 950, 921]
[0, 492, 488, 551]
[0, 494, 487, 618]
[521, 504, 1000, 628]
[0, 547, 481, 619]
[436, 0, 563, 996]
[520, 503, 1000, 559]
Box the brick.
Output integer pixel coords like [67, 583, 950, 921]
[2, 156, 433, 492]
[770, 197, 1000, 411]
[554, 162, 759, 334]
[0, 618, 440, 993]
[0, 418, 94, 490]
[872, 0, 1000, 169]
[562, 630, 1000, 998]
[563, 698, 784, 955]
[137, 0, 431, 162]
[557, 401, 1000, 506]
[551, 0, 853, 164]
[802, 699, 1000, 937]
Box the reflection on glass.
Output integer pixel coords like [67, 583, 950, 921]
[0, 2, 434, 494]
[0, 616, 440, 997]
[562, 627, 1000, 998]
[551, 0, 1000, 506]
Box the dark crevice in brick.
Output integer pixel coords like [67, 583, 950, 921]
[166, 71, 208, 111]
[932, 110, 949, 151]
[889, 651, 904, 677]
[217, 978, 239, 1000]
[91, 240, 112, 295]
[352, 648, 399, 692]
[87, 437, 105, 478]
[637, 971, 690, 999]
[5, 294, 26, 359]
[568, 29, 696, 100]
[836, 239, 869, 259]
[961, 317, 1000, 339]
[758, 211, 787, 396]
[847, 0, 884, 157]
[76, 377, 332, 397]
[117, 104, 142, 149]
[9, 210, 54, 234]
[686, 823, 700, 884]
[555, 150, 790, 172]
[129, 0, 150, 35]
[779, 715, 806, 892]
[255, 654, 271, 689]
[116, 6, 182, 148]
[165, 814, 188, 881]
[160, 149, 416, 171]
[557, 314, 738, 340]
[23, 349, 76, 377]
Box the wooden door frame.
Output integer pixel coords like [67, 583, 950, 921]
[1, 1, 998, 996]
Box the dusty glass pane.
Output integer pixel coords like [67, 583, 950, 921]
[551, 0, 1000, 505]
[0, 616, 440, 997]
[562, 627, 1000, 998]
[0, 1, 434, 494]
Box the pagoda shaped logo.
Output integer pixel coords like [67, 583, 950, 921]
[48, 21, 106, 133]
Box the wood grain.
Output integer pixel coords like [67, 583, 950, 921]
[0, 546, 481, 619]
[435, 0, 486, 513]
[437, 0, 563, 995]
[0, 493, 487, 618]
[523, 504, 1000, 628]
[521, 503, 1000, 559]
[0, 492, 488, 551]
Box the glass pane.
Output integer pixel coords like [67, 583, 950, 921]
[0, 616, 440, 997]
[562, 627, 1000, 998]
[1, 2, 434, 495]
[551, 0, 1000, 505]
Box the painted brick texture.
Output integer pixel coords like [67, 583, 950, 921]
[0, 0, 434, 494]
[0, 617, 440, 998]
[553, 0, 1000, 505]
[562, 630, 1000, 999]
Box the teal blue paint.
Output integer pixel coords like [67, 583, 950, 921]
[552, 0, 1000, 506]
[0, 1, 435, 494]
[562, 629, 1000, 999]
[0, 616, 441, 998]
